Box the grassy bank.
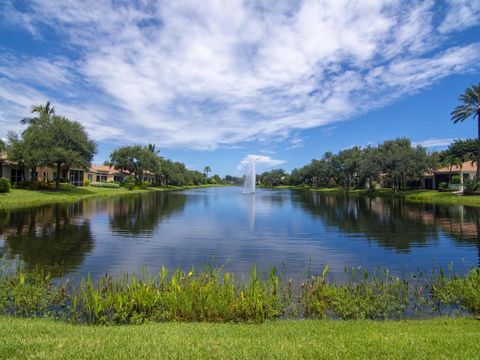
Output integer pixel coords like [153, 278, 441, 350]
[0, 184, 223, 210]
[298, 186, 480, 207]
[1, 262, 479, 324]
[1, 317, 479, 359]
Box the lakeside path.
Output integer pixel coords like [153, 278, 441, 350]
[1, 317, 479, 359]
[0, 184, 227, 210]
[262, 186, 480, 208]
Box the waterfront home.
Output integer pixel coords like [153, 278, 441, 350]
[421, 161, 477, 190]
[0, 151, 156, 186]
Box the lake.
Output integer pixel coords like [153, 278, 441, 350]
[0, 187, 478, 281]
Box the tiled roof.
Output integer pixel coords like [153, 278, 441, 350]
[434, 161, 477, 174]
[89, 165, 126, 175]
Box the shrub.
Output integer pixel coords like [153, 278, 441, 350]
[84, 179, 91, 187]
[0, 178, 11, 193]
[30, 180, 55, 190]
[59, 182, 73, 191]
[138, 181, 150, 189]
[451, 175, 461, 184]
[463, 177, 480, 195]
[122, 175, 136, 191]
[90, 182, 120, 189]
[438, 182, 449, 192]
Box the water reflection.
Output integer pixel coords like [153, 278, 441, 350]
[0, 188, 478, 279]
[0, 204, 93, 275]
[295, 191, 479, 266]
[108, 192, 187, 237]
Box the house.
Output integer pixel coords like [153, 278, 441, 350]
[421, 161, 477, 191]
[1, 151, 157, 186]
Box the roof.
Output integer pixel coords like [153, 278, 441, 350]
[89, 165, 126, 175]
[424, 161, 477, 176]
[434, 161, 477, 174]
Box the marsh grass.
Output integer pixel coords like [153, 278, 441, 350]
[0, 260, 479, 325]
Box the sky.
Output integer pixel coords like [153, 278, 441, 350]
[0, 0, 479, 176]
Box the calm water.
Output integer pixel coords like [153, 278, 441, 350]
[0, 187, 479, 281]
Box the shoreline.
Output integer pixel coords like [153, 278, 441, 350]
[0, 184, 229, 211]
[260, 185, 480, 207]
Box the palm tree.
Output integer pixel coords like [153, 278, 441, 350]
[203, 166, 211, 178]
[451, 83, 480, 178]
[147, 143, 160, 154]
[441, 155, 463, 184]
[21, 101, 55, 124]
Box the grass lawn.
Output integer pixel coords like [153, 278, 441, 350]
[0, 317, 479, 359]
[307, 187, 480, 207]
[0, 184, 223, 210]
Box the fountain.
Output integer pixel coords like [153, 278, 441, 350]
[243, 157, 256, 194]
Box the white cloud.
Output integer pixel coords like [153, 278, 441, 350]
[438, 0, 480, 33]
[413, 138, 455, 147]
[0, 0, 479, 150]
[237, 154, 286, 172]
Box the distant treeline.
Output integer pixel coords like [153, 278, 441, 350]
[258, 138, 478, 192]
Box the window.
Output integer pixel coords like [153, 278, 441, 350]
[30, 171, 38, 181]
[11, 169, 22, 183]
[88, 173, 93, 181]
[43, 172, 48, 180]
[96, 174, 107, 182]
[113, 175, 123, 182]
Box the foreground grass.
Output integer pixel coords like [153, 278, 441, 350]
[0, 184, 223, 210]
[0, 317, 479, 359]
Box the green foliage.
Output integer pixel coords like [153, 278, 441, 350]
[109, 145, 161, 183]
[1, 261, 480, 324]
[259, 169, 288, 187]
[59, 182, 73, 191]
[9, 103, 97, 189]
[0, 178, 11, 193]
[463, 177, 480, 195]
[451, 175, 461, 184]
[438, 182, 449, 191]
[84, 179, 91, 187]
[90, 182, 120, 188]
[138, 181, 150, 189]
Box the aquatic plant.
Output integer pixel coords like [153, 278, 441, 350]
[0, 260, 479, 325]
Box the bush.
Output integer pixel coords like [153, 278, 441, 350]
[90, 182, 120, 188]
[463, 177, 480, 195]
[451, 175, 461, 185]
[84, 179, 91, 187]
[0, 178, 11, 193]
[122, 175, 136, 191]
[138, 181, 150, 189]
[31, 180, 55, 190]
[59, 182, 73, 191]
[438, 182, 450, 192]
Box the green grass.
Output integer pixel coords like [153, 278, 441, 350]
[0, 316, 479, 359]
[0, 184, 225, 210]
[307, 187, 480, 207]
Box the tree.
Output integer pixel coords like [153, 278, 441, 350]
[358, 146, 382, 191]
[21, 101, 55, 124]
[441, 155, 463, 183]
[451, 83, 480, 178]
[21, 115, 97, 189]
[203, 166, 211, 178]
[0, 138, 5, 152]
[109, 145, 161, 183]
[378, 138, 434, 193]
[443, 139, 478, 163]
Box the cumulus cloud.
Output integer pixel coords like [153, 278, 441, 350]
[237, 154, 286, 172]
[0, 0, 479, 149]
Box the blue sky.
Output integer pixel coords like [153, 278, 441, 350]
[0, 0, 479, 176]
